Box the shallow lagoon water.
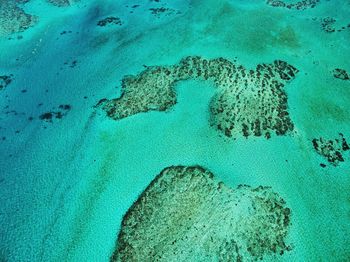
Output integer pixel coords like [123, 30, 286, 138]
[0, 0, 349, 261]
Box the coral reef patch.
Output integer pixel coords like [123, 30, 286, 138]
[312, 133, 349, 166]
[266, 0, 319, 10]
[39, 104, 71, 123]
[332, 68, 349, 81]
[111, 165, 292, 261]
[47, 0, 71, 7]
[0, 0, 38, 36]
[149, 7, 181, 18]
[97, 17, 122, 27]
[0, 75, 13, 90]
[101, 56, 299, 139]
[15, 0, 31, 3]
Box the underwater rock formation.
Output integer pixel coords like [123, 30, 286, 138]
[312, 133, 349, 166]
[0, 75, 13, 90]
[0, 0, 37, 36]
[332, 68, 349, 80]
[266, 0, 319, 10]
[97, 17, 122, 27]
[111, 165, 292, 261]
[101, 56, 299, 139]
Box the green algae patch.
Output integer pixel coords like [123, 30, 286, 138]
[202, 5, 292, 54]
[297, 75, 350, 132]
[307, 97, 350, 123]
[111, 165, 292, 261]
[276, 26, 300, 49]
[100, 56, 299, 139]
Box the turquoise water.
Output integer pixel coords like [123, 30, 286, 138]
[0, 0, 349, 261]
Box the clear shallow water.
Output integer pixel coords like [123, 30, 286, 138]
[0, 0, 349, 261]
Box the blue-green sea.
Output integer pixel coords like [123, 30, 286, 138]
[0, 0, 349, 261]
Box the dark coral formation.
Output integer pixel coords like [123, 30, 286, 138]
[39, 104, 71, 123]
[266, 0, 319, 10]
[149, 7, 180, 18]
[0, 75, 13, 90]
[332, 68, 349, 80]
[0, 0, 38, 36]
[312, 133, 349, 166]
[321, 17, 350, 33]
[101, 56, 298, 139]
[60, 30, 72, 35]
[97, 17, 122, 27]
[63, 59, 78, 68]
[111, 165, 292, 261]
